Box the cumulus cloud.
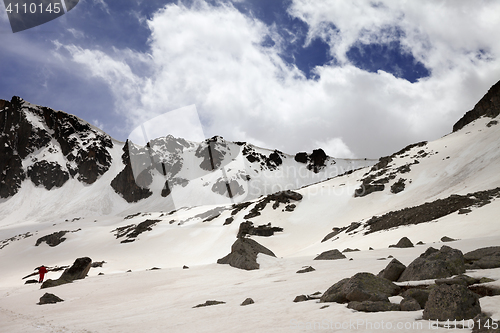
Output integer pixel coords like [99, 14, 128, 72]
[58, 0, 500, 158]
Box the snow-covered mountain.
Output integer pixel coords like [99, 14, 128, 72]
[0, 96, 375, 223]
[0, 80, 499, 332]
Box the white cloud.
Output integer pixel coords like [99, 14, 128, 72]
[58, 0, 500, 158]
[314, 137, 356, 159]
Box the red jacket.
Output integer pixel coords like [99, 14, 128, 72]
[39, 266, 48, 274]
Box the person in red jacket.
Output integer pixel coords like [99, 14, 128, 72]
[38, 265, 48, 283]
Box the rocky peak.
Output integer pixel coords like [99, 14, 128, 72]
[0, 96, 113, 198]
[453, 79, 500, 132]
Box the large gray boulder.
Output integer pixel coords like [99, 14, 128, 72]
[314, 249, 346, 260]
[41, 257, 92, 289]
[398, 246, 465, 282]
[320, 272, 400, 303]
[217, 238, 275, 270]
[400, 297, 421, 311]
[423, 284, 481, 321]
[464, 246, 500, 269]
[400, 288, 430, 309]
[377, 258, 406, 281]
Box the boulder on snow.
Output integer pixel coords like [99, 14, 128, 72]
[37, 293, 64, 305]
[389, 237, 413, 248]
[314, 249, 346, 260]
[241, 298, 254, 306]
[25, 279, 38, 284]
[423, 284, 481, 321]
[464, 246, 500, 269]
[400, 297, 421, 311]
[377, 258, 406, 282]
[441, 236, 457, 242]
[296, 266, 315, 273]
[41, 257, 92, 289]
[347, 301, 400, 312]
[217, 238, 275, 270]
[320, 272, 400, 304]
[193, 300, 225, 308]
[398, 246, 465, 282]
[400, 288, 430, 309]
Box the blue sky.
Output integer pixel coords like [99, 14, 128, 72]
[1, 0, 500, 158]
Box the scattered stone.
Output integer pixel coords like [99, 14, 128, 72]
[223, 217, 234, 225]
[25, 279, 38, 284]
[183, 265, 189, 269]
[193, 300, 226, 308]
[217, 238, 276, 270]
[293, 295, 310, 303]
[296, 266, 315, 274]
[400, 297, 421, 311]
[343, 248, 360, 253]
[458, 208, 472, 214]
[320, 305, 329, 309]
[285, 204, 296, 212]
[377, 258, 406, 282]
[347, 301, 400, 312]
[241, 298, 254, 306]
[41, 257, 92, 289]
[91, 261, 106, 268]
[314, 249, 346, 260]
[320, 272, 400, 303]
[486, 120, 499, 127]
[441, 236, 456, 242]
[398, 246, 465, 282]
[389, 237, 413, 248]
[416, 241, 425, 245]
[369, 247, 374, 250]
[149, 267, 161, 271]
[98, 273, 104, 276]
[126, 270, 132, 273]
[423, 284, 481, 321]
[38, 293, 64, 305]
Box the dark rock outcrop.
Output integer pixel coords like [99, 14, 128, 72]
[236, 221, 283, 238]
[35, 231, 69, 247]
[112, 219, 161, 243]
[217, 238, 276, 270]
[314, 249, 346, 260]
[41, 257, 92, 289]
[38, 293, 64, 305]
[398, 246, 465, 282]
[377, 258, 406, 282]
[27, 161, 69, 190]
[389, 237, 414, 248]
[453, 79, 500, 132]
[423, 284, 481, 321]
[441, 236, 456, 242]
[320, 272, 400, 303]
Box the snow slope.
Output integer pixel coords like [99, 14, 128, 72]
[0, 98, 500, 332]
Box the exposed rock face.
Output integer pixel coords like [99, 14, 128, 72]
[38, 293, 64, 305]
[35, 231, 68, 247]
[389, 237, 414, 248]
[0, 96, 112, 197]
[236, 221, 283, 238]
[423, 284, 481, 321]
[377, 258, 406, 281]
[41, 257, 92, 289]
[314, 249, 346, 260]
[110, 141, 153, 203]
[112, 219, 161, 243]
[217, 238, 276, 270]
[464, 246, 500, 269]
[320, 272, 400, 303]
[294, 149, 328, 173]
[453, 79, 500, 132]
[398, 246, 465, 282]
[347, 301, 400, 312]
